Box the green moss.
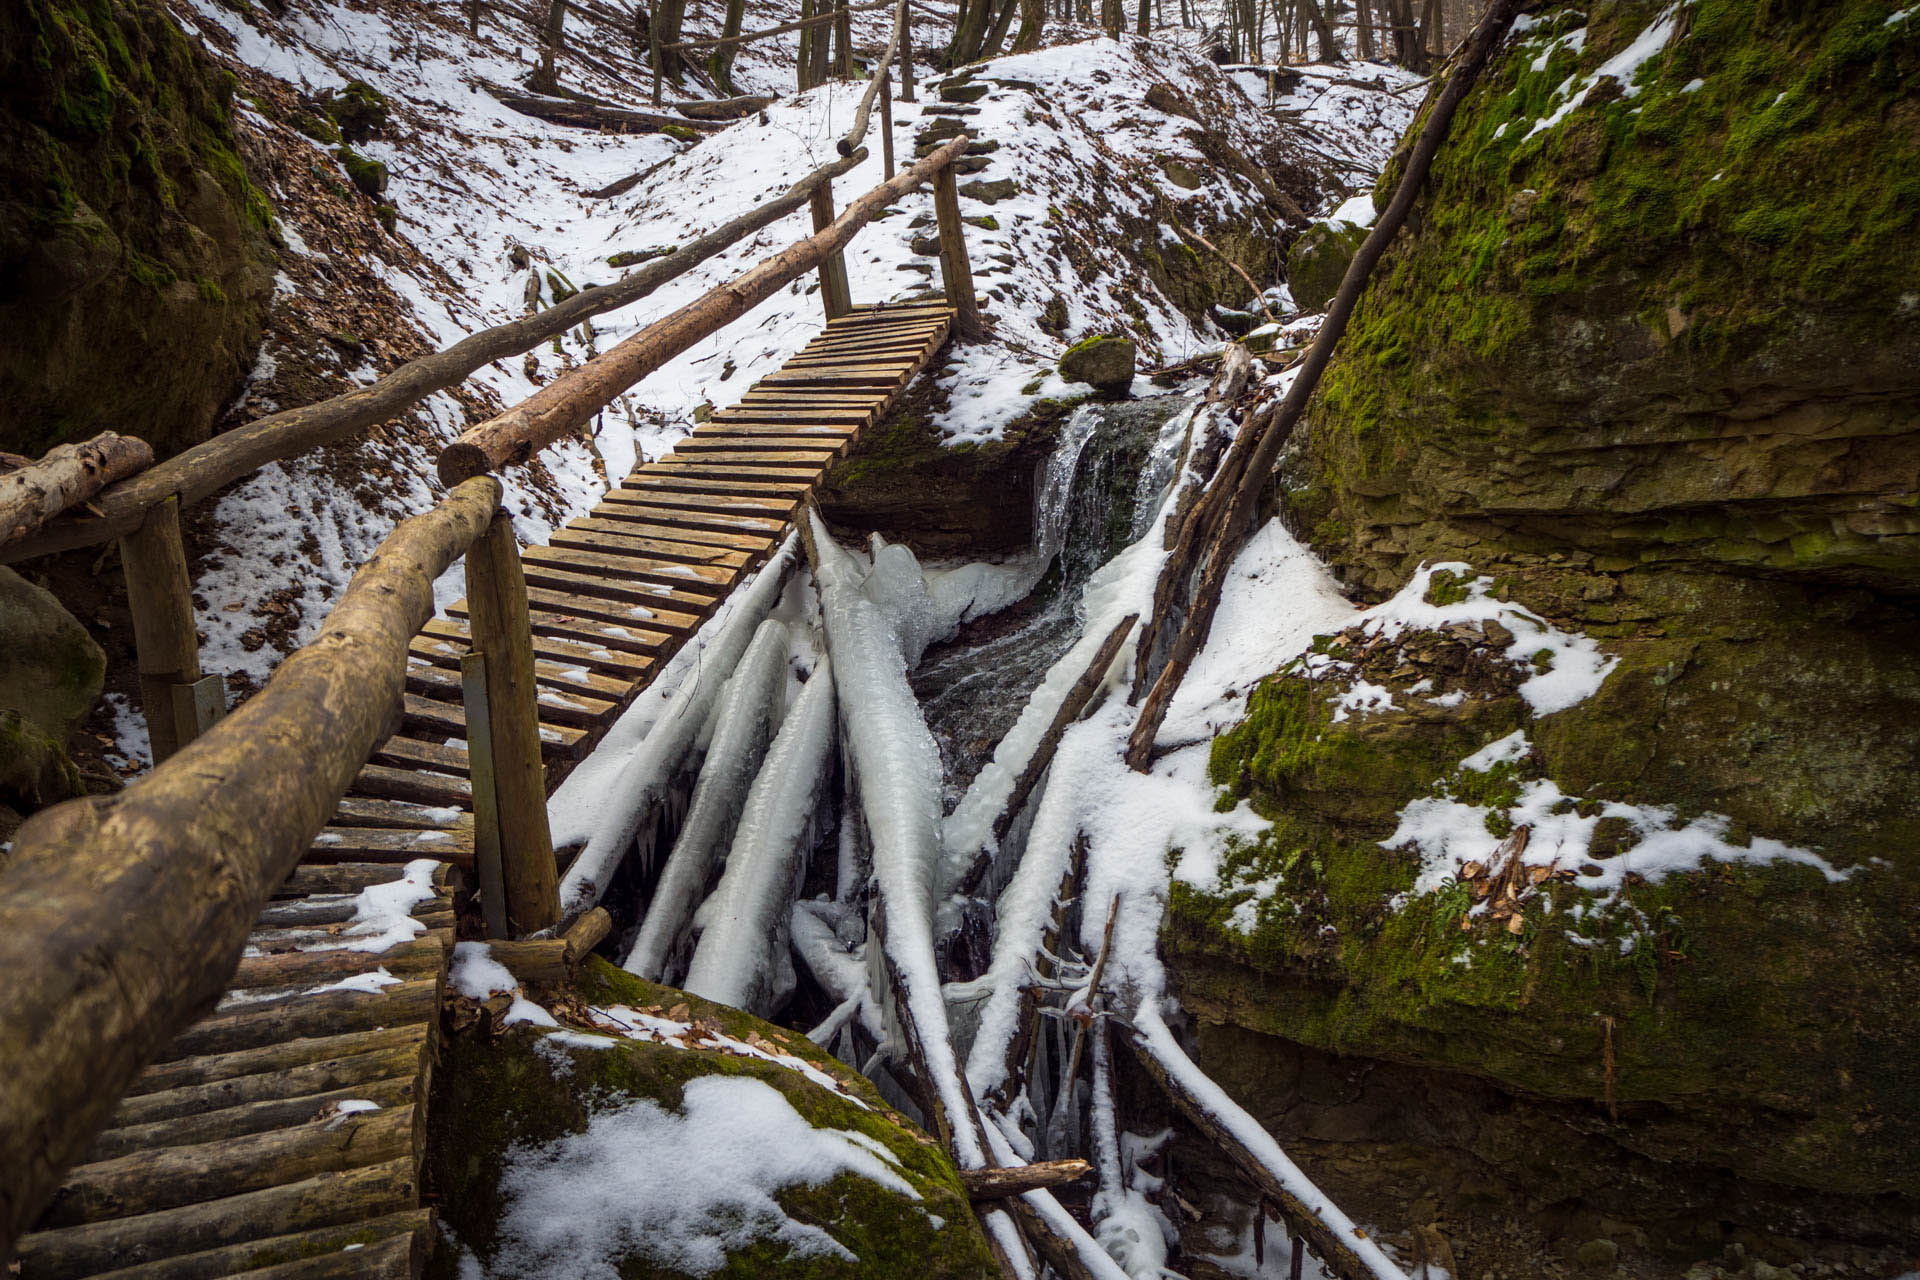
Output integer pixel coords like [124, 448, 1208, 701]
[334, 145, 387, 199]
[427, 960, 998, 1279]
[661, 122, 701, 143]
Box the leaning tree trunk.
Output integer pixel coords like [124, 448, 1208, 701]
[978, 0, 1020, 61]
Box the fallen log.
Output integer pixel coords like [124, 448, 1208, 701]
[671, 93, 774, 119]
[0, 478, 497, 1254]
[1125, 0, 1524, 771]
[481, 81, 728, 133]
[958, 1158, 1092, 1201]
[1124, 1010, 1409, 1280]
[0, 150, 866, 563]
[438, 133, 971, 485]
[0, 433, 152, 548]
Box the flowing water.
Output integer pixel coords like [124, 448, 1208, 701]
[913, 392, 1199, 804]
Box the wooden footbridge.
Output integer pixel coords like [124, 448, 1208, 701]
[0, 119, 980, 1279]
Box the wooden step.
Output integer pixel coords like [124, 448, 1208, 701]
[276, 863, 453, 900]
[522, 544, 737, 595]
[76, 1212, 430, 1280]
[573, 506, 779, 550]
[399, 693, 586, 758]
[656, 448, 839, 469]
[14, 1158, 419, 1279]
[329, 796, 469, 831]
[229, 935, 448, 992]
[367, 736, 469, 780]
[308, 826, 475, 868]
[518, 559, 727, 617]
[546, 523, 757, 569]
[493, 584, 704, 634]
[408, 635, 642, 701]
[128, 1026, 432, 1101]
[599, 485, 799, 520]
[159, 981, 442, 1065]
[418, 617, 660, 678]
[586, 497, 787, 538]
[630, 465, 817, 493]
[84, 1077, 420, 1165]
[347, 763, 470, 810]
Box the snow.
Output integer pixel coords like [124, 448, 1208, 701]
[306, 967, 400, 995]
[449, 941, 561, 1028]
[625, 618, 792, 982]
[1350, 562, 1617, 716]
[683, 658, 838, 1014]
[1329, 193, 1376, 228]
[1387, 734, 1853, 901]
[486, 1075, 917, 1277]
[1521, 6, 1684, 142]
[302, 859, 440, 953]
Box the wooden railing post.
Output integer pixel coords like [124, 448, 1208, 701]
[120, 496, 222, 763]
[809, 181, 855, 320]
[880, 70, 896, 179]
[900, 0, 915, 101]
[932, 165, 983, 338]
[463, 510, 559, 936]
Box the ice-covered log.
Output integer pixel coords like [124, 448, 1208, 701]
[624, 618, 791, 981]
[551, 536, 797, 919]
[682, 659, 837, 1014]
[805, 512, 985, 1166]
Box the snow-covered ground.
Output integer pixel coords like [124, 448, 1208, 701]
[143, 0, 1413, 708]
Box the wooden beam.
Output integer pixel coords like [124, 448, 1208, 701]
[119, 496, 206, 763]
[931, 166, 984, 340]
[957, 1159, 1093, 1201]
[0, 433, 152, 549]
[0, 477, 498, 1255]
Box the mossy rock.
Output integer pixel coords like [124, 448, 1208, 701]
[0, 0, 275, 458]
[314, 79, 388, 144]
[1285, 217, 1365, 313]
[938, 82, 991, 104]
[955, 178, 1015, 204]
[1157, 155, 1204, 190]
[1167, 581, 1920, 1217]
[1058, 334, 1135, 397]
[334, 146, 388, 199]
[427, 960, 997, 1279]
[0, 566, 100, 812]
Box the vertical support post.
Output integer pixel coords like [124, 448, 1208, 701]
[461, 651, 511, 940]
[464, 511, 559, 936]
[879, 71, 896, 179]
[120, 496, 204, 764]
[809, 182, 854, 320]
[931, 164, 983, 339]
[899, 0, 915, 101]
[1289, 1236, 1304, 1280]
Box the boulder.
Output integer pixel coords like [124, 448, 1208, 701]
[428, 960, 998, 1279]
[0, 0, 274, 458]
[315, 79, 389, 144]
[1284, 217, 1366, 313]
[0, 566, 103, 808]
[1058, 335, 1135, 397]
[955, 178, 1016, 204]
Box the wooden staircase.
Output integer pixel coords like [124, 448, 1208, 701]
[13, 301, 957, 1280]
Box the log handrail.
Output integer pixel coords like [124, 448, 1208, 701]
[0, 147, 870, 565]
[437, 130, 974, 485]
[0, 433, 153, 550]
[0, 476, 501, 1257]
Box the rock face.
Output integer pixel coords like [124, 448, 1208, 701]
[1057, 335, 1136, 397]
[0, 0, 275, 458]
[1168, 0, 1920, 1265]
[0, 567, 104, 811]
[1285, 218, 1365, 312]
[816, 395, 1066, 557]
[429, 961, 999, 1279]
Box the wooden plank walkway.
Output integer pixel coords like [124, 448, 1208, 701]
[14, 301, 957, 1280]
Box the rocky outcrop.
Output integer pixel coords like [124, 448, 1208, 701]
[1167, 0, 1920, 1269]
[1058, 335, 1136, 397]
[428, 960, 997, 1279]
[0, 0, 275, 459]
[0, 567, 103, 816]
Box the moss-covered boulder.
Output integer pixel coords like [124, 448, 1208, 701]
[1058, 335, 1135, 397]
[0, 566, 103, 811]
[428, 959, 998, 1280]
[314, 79, 388, 144]
[0, 0, 274, 458]
[1285, 217, 1365, 313]
[1175, 9, 1920, 1248]
[1166, 562, 1920, 1253]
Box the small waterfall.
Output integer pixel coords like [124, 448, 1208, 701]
[913, 393, 1197, 798]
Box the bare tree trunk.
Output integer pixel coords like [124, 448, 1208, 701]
[533, 0, 568, 91]
[707, 0, 747, 92]
[1101, 0, 1122, 36]
[834, 1, 854, 78]
[1354, 0, 1374, 58]
[1306, 0, 1336, 59]
[1135, 0, 1149, 36]
[798, 0, 818, 88]
[1425, 0, 1442, 56]
[1013, 0, 1045, 52]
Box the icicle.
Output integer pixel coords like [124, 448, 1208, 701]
[624, 618, 791, 982]
[552, 536, 797, 918]
[681, 658, 837, 1015]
